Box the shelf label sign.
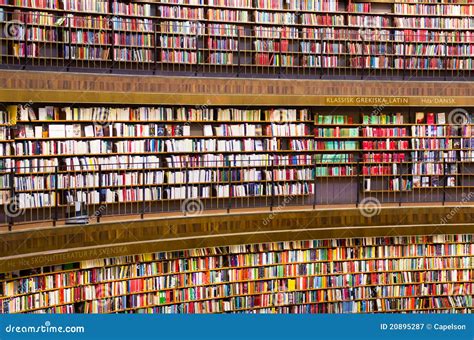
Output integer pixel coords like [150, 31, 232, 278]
[325, 96, 410, 106]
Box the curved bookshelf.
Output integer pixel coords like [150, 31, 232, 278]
[0, 232, 472, 313]
[0, 0, 472, 79]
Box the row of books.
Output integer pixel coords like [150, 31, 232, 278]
[9, 181, 315, 207]
[208, 9, 250, 22]
[396, 30, 474, 43]
[9, 153, 314, 174]
[8, 260, 471, 298]
[111, 18, 154, 32]
[14, 171, 166, 191]
[253, 0, 338, 11]
[8, 171, 458, 198]
[11, 1, 152, 15]
[11, 155, 162, 173]
[164, 154, 313, 168]
[1, 234, 470, 313]
[394, 17, 474, 29]
[13, 139, 166, 155]
[161, 35, 196, 49]
[394, 4, 474, 16]
[5, 153, 472, 174]
[159, 6, 204, 20]
[51, 0, 334, 12]
[17, 106, 178, 122]
[16, 188, 163, 208]
[4, 239, 470, 297]
[4, 282, 471, 314]
[76, 296, 471, 313]
[15, 123, 194, 139]
[111, 2, 151, 17]
[347, 16, 391, 28]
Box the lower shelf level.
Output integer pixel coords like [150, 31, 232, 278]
[0, 233, 472, 314]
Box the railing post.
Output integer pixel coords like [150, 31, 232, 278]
[278, 31, 282, 78]
[141, 161, 146, 219]
[227, 161, 232, 213]
[67, 15, 72, 69]
[312, 157, 317, 209]
[398, 161, 402, 207]
[8, 168, 14, 231]
[195, 26, 200, 76]
[270, 158, 275, 211]
[53, 165, 59, 226]
[444, 35, 448, 81]
[356, 156, 361, 207]
[237, 27, 241, 77]
[361, 35, 365, 80]
[183, 160, 189, 216]
[97, 164, 102, 223]
[153, 20, 158, 75]
[442, 158, 446, 205]
[320, 31, 324, 79]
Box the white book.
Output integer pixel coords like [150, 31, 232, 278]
[182, 125, 191, 136]
[63, 125, 74, 138]
[246, 124, 256, 136]
[203, 125, 213, 137]
[38, 108, 47, 120]
[63, 107, 72, 120]
[84, 125, 94, 137]
[49, 124, 66, 138]
[364, 178, 371, 192]
[25, 125, 34, 138]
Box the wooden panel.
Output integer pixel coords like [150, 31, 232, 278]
[0, 71, 473, 106]
[1, 206, 474, 272]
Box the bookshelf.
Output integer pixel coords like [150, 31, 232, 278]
[361, 112, 410, 193]
[392, 0, 474, 73]
[0, 0, 471, 77]
[2, 104, 474, 226]
[0, 234, 471, 313]
[411, 111, 459, 189]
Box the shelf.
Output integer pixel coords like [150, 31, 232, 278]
[2, 235, 470, 283]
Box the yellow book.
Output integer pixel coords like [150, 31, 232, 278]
[288, 279, 296, 291]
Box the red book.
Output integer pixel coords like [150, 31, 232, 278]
[427, 112, 435, 124]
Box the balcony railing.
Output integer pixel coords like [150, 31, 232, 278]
[1, 156, 474, 229]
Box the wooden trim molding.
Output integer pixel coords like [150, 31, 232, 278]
[1, 205, 473, 272]
[0, 70, 473, 106]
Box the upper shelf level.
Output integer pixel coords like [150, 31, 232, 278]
[0, 0, 473, 80]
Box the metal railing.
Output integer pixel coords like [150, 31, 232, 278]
[1, 156, 474, 228]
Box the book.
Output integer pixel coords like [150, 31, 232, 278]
[416, 112, 425, 124]
[84, 125, 94, 137]
[437, 112, 446, 124]
[49, 124, 66, 138]
[427, 112, 435, 125]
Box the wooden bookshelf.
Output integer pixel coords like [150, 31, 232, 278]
[0, 0, 472, 78]
[1, 104, 474, 226]
[0, 234, 471, 313]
